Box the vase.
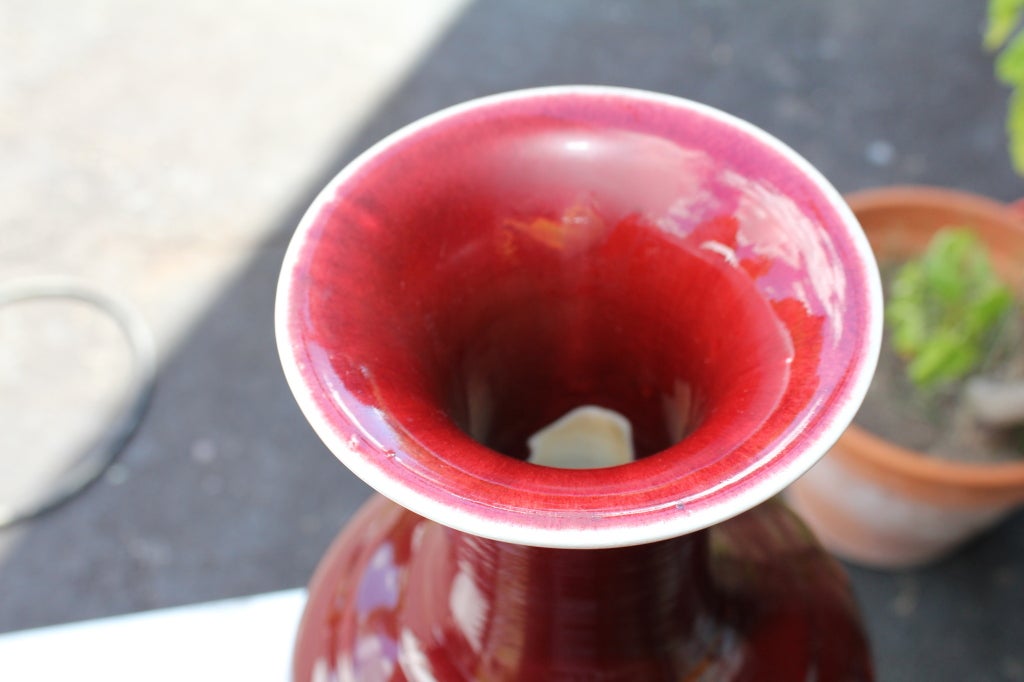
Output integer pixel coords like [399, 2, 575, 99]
[276, 86, 882, 680]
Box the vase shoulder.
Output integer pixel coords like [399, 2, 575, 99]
[294, 495, 872, 682]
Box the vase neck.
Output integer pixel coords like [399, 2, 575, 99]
[400, 524, 717, 677]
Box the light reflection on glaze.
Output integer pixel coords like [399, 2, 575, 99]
[306, 343, 399, 457]
[354, 633, 398, 682]
[724, 170, 848, 343]
[398, 628, 439, 682]
[651, 162, 849, 349]
[357, 544, 400, 612]
[449, 567, 488, 652]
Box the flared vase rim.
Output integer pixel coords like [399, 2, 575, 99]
[276, 85, 883, 548]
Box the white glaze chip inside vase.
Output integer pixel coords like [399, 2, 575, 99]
[527, 405, 635, 469]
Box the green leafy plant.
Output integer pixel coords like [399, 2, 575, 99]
[886, 229, 1014, 390]
[987, 0, 1024, 174]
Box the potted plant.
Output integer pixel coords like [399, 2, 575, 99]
[786, 1, 1024, 570]
[786, 185, 1024, 568]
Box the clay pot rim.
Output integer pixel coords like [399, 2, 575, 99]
[846, 184, 1016, 227]
[840, 424, 1024, 493]
[838, 185, 1024, 496]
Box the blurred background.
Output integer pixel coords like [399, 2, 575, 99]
[1, 1, 1022, 680]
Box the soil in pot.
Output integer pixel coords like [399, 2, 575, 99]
[855, 261, 1024, 464]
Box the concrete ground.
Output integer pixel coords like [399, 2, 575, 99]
[2, 2, 1023, 681]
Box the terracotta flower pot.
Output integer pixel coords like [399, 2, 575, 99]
[276, 87, 883, 680]
[786, 185, 1024, 569]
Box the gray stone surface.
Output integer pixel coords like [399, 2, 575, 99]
[2, 1, 1023, 681]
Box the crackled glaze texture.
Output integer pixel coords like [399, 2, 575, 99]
[277, 87, 881, 681]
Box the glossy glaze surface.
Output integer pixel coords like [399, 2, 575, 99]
[276, 87, 881, 547]
[294, 495, 873, 681]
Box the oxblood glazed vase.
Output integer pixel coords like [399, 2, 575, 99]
[276, 87, 883, 681]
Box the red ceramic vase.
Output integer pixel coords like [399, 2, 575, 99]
[277, 87, 882, 681]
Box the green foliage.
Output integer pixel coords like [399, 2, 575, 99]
[986, 0, 1024, 50]
[988, 0, 1024, 174]
[886, 229, 1014, 390]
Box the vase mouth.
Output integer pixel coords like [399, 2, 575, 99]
[276, 86, 882, 548]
